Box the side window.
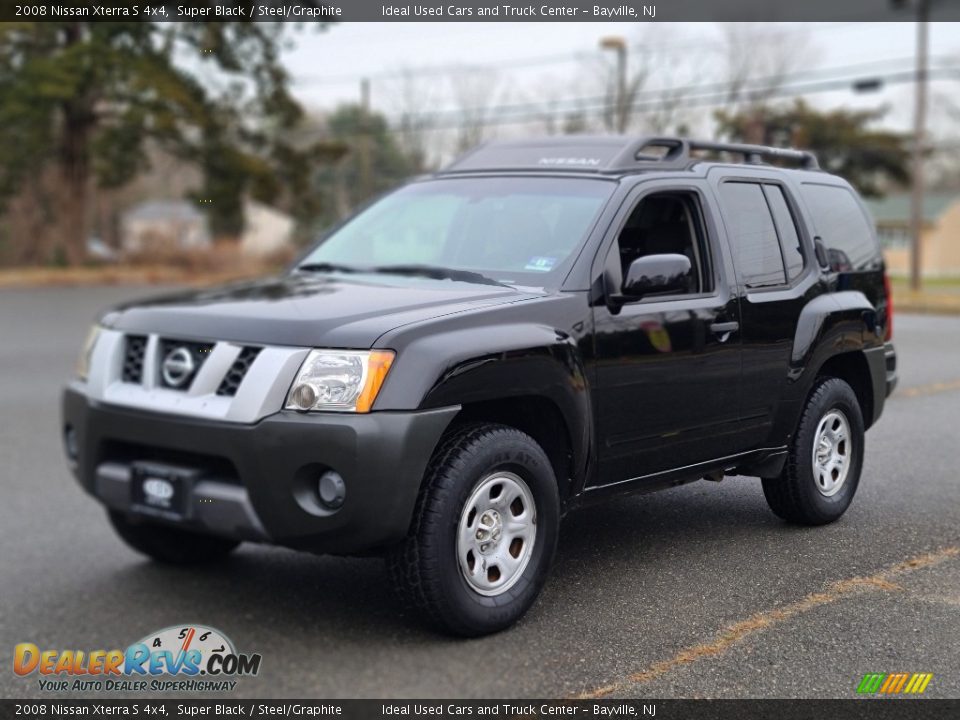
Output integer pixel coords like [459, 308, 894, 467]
[800, 183, 881, 272]
[614, 192, 712, 295]
[762, 185, 805, 281]
[718, 182, 786, 288]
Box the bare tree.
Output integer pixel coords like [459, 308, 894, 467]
[720, 24, 815, 129]
[448, 66, 504, 152]
[629, 30, 700, 135]
[591, 27, 699, 136]
[924, 87, 960, 190]
[383, 69, 439, 171]
[529, 68, 598, 135]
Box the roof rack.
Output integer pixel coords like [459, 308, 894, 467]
[440, 135, 820, 175]
[608, 137, 820, 171]
[686, 139, 819, 170]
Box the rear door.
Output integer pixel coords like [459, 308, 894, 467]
[590, 180, 745, 487]
[711, 172, 813, 448]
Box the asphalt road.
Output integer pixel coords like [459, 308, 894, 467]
[1, 285, 958, 700]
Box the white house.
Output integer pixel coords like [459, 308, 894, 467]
[121, 200, 211, 255]
[240, 200, 295, 258]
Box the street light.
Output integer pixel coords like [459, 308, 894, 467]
[600, 36, 628, 133]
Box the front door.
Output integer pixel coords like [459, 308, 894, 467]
[591, 185, 745, 487]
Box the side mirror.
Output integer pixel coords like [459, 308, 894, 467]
[621, 253, 692, 298]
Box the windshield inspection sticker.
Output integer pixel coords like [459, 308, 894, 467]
[524, 256, 557, 272]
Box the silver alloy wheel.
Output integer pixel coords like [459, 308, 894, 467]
[812, 409, 852, 497]
[457, 472, 537, 597]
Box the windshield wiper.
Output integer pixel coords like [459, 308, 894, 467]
[295, 262, 362, 274]
[371, 264, 509, 287]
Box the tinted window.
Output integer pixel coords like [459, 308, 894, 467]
[719, 182, 786, 288]
[800, 183, 880, 271]
[763, 185, 804, 281]
[301, 177, 613, 285]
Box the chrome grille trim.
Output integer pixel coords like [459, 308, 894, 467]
[81, 329, 310, 424]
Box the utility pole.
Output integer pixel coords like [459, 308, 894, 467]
[600, 37, 628, 133]
[909, 0, 930, 291]
[359, 77, 373, 202]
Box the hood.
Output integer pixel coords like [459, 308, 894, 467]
[103, 273, 537, 348]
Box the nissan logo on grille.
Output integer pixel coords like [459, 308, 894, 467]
[161, 347, 196, 387]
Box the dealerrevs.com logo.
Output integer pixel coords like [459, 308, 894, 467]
[13, 625, 261, 693]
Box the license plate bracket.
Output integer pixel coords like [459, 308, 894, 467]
[130, 462, 199, 521]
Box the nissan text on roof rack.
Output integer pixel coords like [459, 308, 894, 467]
[63, 136, 897, 636]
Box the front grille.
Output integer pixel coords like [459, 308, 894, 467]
[217, 347, 261, 397]
[122, 335, 148, 383]
[158, 339, 214, 390]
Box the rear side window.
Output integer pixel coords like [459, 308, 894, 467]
[762, 185, 805, 281]
[718, 182, 786, 288]
[800, 183, 881, 271]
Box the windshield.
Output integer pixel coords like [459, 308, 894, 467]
[299, 177, 614, 285]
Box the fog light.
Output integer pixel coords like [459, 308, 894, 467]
[64, 425, 78, 461]
[318, 471, 346, 509]
[289, 383, 317, 410]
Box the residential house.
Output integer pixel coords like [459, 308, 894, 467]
[864, 192, 960, 277]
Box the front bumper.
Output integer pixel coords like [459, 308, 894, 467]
[62, 386, 458, 554]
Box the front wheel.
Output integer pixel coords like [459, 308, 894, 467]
[762, 377, 865, 525]
[388, 423, 561, 636]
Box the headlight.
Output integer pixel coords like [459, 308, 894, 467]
[76, 325, 102, 381]
[285, 349, 395, 413]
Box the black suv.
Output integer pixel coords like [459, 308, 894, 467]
[63, 136, 897, 635]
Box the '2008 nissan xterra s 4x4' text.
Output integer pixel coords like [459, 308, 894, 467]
[63, 136, 897, 635]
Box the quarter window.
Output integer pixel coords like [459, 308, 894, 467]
[800, 183, 881, 272]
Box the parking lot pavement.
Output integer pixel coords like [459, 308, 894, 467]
[1, 285, 958, 699]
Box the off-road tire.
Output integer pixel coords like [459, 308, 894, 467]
[762, 377, 865, 525]
[108, 510, 240, 564]
[387, 422, 561, 636]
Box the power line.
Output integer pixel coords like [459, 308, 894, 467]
[295, 22, 864, 86]
[384, 65, 960, 130]
[389, 56, 952, 119]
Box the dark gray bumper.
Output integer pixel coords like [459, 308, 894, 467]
[884, 341, 898, 398]
[863, 342, 897, 428]
[62, 386, 458, 554]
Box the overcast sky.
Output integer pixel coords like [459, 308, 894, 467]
[281, 22, 960, 139]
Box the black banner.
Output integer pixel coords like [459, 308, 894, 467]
[2, 700, 960, 720]
[3, 0, 960, 23]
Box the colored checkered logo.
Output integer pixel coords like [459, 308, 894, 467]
[857, 673, 933, 695]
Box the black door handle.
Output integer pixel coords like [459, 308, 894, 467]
[710, 321, 739, 336]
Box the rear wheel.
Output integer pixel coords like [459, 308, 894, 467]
[108, 510, 240, 564]
[388, 422, 560, 636]
[762, 377, 865, 525]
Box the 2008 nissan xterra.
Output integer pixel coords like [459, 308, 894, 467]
[63, 136, 897, 635]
